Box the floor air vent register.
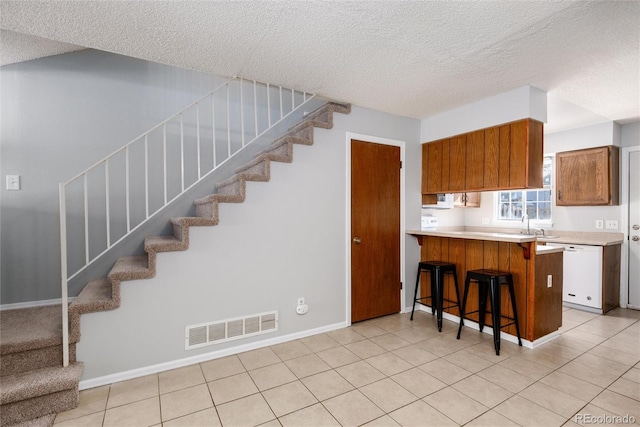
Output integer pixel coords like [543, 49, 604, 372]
[185, 311, 278, 350]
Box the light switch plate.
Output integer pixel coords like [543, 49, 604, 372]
[6, 175, 20, 190]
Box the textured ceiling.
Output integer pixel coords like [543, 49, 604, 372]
[1, 1, 638, 129]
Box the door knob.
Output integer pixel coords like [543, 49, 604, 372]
[633, 236, 640, 242]
[353, 237, 362, 244]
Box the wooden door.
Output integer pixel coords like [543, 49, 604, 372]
[351, 140, 401, 322]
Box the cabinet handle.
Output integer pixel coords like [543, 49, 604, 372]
[558, 190, 562, 200]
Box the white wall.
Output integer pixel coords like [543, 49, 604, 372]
[77, 105, 422, 383]
[421, 85, 547, 142]
[621, 121, 640, 148]
[1, 50, 228, 304]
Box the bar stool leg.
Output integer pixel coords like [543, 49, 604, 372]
[478, 281, 488, 332]
[410, 265, 422, 321]
[434, 267, 444, 332]
[452, 269, 462, 315]
[507, 276, 523, 346]
[489, 277, 502, 356]
[456, 276, 471, 339]
[430, 271, 436, 315]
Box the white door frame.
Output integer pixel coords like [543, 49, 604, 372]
[621, 145, 640, 309]
[345, 132, 406, 326]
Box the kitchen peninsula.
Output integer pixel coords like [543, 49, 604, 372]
[408, 229, 564, 345]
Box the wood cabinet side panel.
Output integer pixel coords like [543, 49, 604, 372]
[610, 146, 620, 205]
[526, 120, 544, 188]
[532, 252, 563, 340]
[603, 244, 621, 313]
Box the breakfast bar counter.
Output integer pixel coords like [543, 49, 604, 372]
[407, 230, 564, 344]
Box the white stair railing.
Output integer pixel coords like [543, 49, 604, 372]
[59, 77, 315, 366]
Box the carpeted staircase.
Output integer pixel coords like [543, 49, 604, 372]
[0, 102, 350, 426]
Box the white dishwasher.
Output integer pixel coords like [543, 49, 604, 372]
[548, 243, 603, 310]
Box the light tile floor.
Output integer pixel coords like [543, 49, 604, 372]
[54, 307, 640, 426]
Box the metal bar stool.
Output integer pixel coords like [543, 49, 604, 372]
[410, 261, 461, 332]
[456, 269, 522, 355]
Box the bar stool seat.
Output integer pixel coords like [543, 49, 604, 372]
[456, 269, 522, 355]
[411, 261, 461, 332]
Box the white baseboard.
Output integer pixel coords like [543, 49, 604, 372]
[416, 304, 560, 350]
[79, 321, 347, 390]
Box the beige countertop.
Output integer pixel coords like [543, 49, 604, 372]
[408, 228, 624, 246]
[406, 229, 537, 243]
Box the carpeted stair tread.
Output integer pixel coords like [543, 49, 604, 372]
[0, 363, 83, 405]
[70, 279, 115, 314]
[145, 235, 187, 253]
[0, 306, 63, 355]
[108, 255, 153, 280]
[193, 193, 243, 206]
[171, 216, 218, 227]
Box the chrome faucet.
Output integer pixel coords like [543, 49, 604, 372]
[521, 215, 530, 235]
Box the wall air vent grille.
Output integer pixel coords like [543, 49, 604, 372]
[185, 311, 278, 350]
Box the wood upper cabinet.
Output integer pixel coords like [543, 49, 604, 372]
[421, 118, 543, 194]
[556, 145, 620, 206]
[449, 135, 466, 192]
[466, 130, 484, 189]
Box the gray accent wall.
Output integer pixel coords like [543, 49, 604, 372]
[76, 105, 421, 381]
[1, 50, 228, 304]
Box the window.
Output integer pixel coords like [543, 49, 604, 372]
[496, 156, 553, 222]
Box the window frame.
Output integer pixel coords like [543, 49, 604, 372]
[493, 155, 554, 227]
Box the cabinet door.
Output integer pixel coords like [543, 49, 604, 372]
[425, 140, 444, 193]
[466, 130, 484, 190]
[484, 127, 500, 189]
[556, 146, 617, 206]
[449, 135, 466, 192]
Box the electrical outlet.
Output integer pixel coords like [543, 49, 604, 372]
[482, 218, 490, 225]
[547, 275, 552, 288]
[595, 219, 604, 229]
[605, 220, 618, 230]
